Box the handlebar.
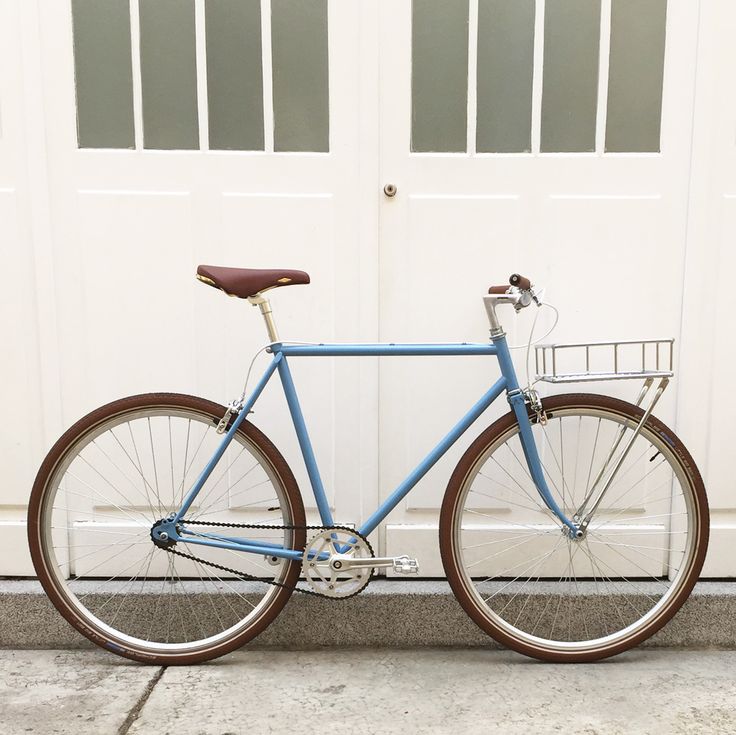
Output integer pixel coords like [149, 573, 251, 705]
[483, 274, 542, 333]
[509, 273, 531, 290]
[488, 273, 533, 295]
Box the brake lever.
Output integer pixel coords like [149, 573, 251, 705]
[513, 291, 532, 311]
[513, 287, 540, 311]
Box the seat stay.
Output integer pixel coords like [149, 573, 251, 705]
[174, 354, 282, 522]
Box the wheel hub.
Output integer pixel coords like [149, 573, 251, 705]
[150, 518, 178, 549]
[562, 524, 586, 541]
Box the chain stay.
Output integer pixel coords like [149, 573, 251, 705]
[165, 520, 374, 600]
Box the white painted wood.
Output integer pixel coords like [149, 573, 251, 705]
[2, 0, 736, 581]
[0, 0, 378, 575]
[260, 0, 274, 153]
[677, 0, 736, 577]
[128, 0, 144, 152]
[595, 0, 612, 153]
[0, 0, 63, 574]
[194, 0, 209, 152]
[530, 0, 545, 155]
[378, 0, 703, 575]
[466, 0, 479, 156]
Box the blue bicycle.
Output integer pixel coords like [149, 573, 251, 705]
[28, 268, 709, 664]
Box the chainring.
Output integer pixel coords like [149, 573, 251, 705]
[302, 528, 374, 598]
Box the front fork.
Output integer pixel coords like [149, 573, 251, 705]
[507, 389, 581, 538]
[508, 377, 669, 539]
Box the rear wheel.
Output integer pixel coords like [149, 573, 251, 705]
[28, 393, 306, 665]
[440, 393, 709, 662]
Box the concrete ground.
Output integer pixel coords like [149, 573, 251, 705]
[5, 580, 736, 649]
[1, 648, 735, 735]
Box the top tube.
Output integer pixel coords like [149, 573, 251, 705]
[275, 343, 498, 357]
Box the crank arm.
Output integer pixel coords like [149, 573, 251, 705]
[331, 555, 420, 574]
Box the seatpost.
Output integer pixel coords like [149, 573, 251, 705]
[247, 293, 279, 342]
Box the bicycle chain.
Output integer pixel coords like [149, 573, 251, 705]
[163, 519, 374, 600]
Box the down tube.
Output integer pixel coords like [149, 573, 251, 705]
[359, 376, 508, 537]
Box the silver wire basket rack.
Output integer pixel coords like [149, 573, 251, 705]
[534, 338, 674, 383]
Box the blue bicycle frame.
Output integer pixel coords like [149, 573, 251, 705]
[163, 333, 578, 560]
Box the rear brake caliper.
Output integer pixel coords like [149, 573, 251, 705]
[216, 398, 243, 434]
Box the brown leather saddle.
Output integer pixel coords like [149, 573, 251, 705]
[196, 265, 310, 299]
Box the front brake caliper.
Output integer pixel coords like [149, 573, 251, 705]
[525, 388, 547, 426]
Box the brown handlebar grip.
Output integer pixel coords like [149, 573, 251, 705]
[509, 273, 531, 290]
[488, 285, 510, 294]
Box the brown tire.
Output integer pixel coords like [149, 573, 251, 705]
[440, 393, 709, 662]
[28, 393, 306, 665]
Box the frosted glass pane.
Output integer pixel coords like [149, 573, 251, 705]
[271, 0, 329, 152]
[206, 0, 264, 151]
[605, 0, 667, 153]
[476, 0, 535, 153]
[541, 0, 601, 152]
[72, 0, 134, 149]
[139, 0, 199, 150]
[412, 0, 469, 153]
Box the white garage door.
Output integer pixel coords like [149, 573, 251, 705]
[1, 0, 734, 577]
[379, 0, 699, 573]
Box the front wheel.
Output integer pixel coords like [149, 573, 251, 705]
[28, 393, 306, 665]
[440, 393, 709, 662]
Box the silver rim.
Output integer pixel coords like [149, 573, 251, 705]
[451, 405, 700, 654]
[38, 404, 296, 655]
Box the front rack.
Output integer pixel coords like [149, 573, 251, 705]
[532, 338, 674, 528]
[535, 338, 674, 383]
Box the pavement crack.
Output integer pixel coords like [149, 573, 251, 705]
[117, 666, 166, 735]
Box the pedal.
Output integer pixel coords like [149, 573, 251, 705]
[392, 555, 420, 575]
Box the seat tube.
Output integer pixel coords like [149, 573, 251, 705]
[276, 355, 334, 526]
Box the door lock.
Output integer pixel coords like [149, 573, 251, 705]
[383, 183, 397, 198]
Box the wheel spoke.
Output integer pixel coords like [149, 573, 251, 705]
[33, 399, 303, 661]
[446, 399, 705, 660]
